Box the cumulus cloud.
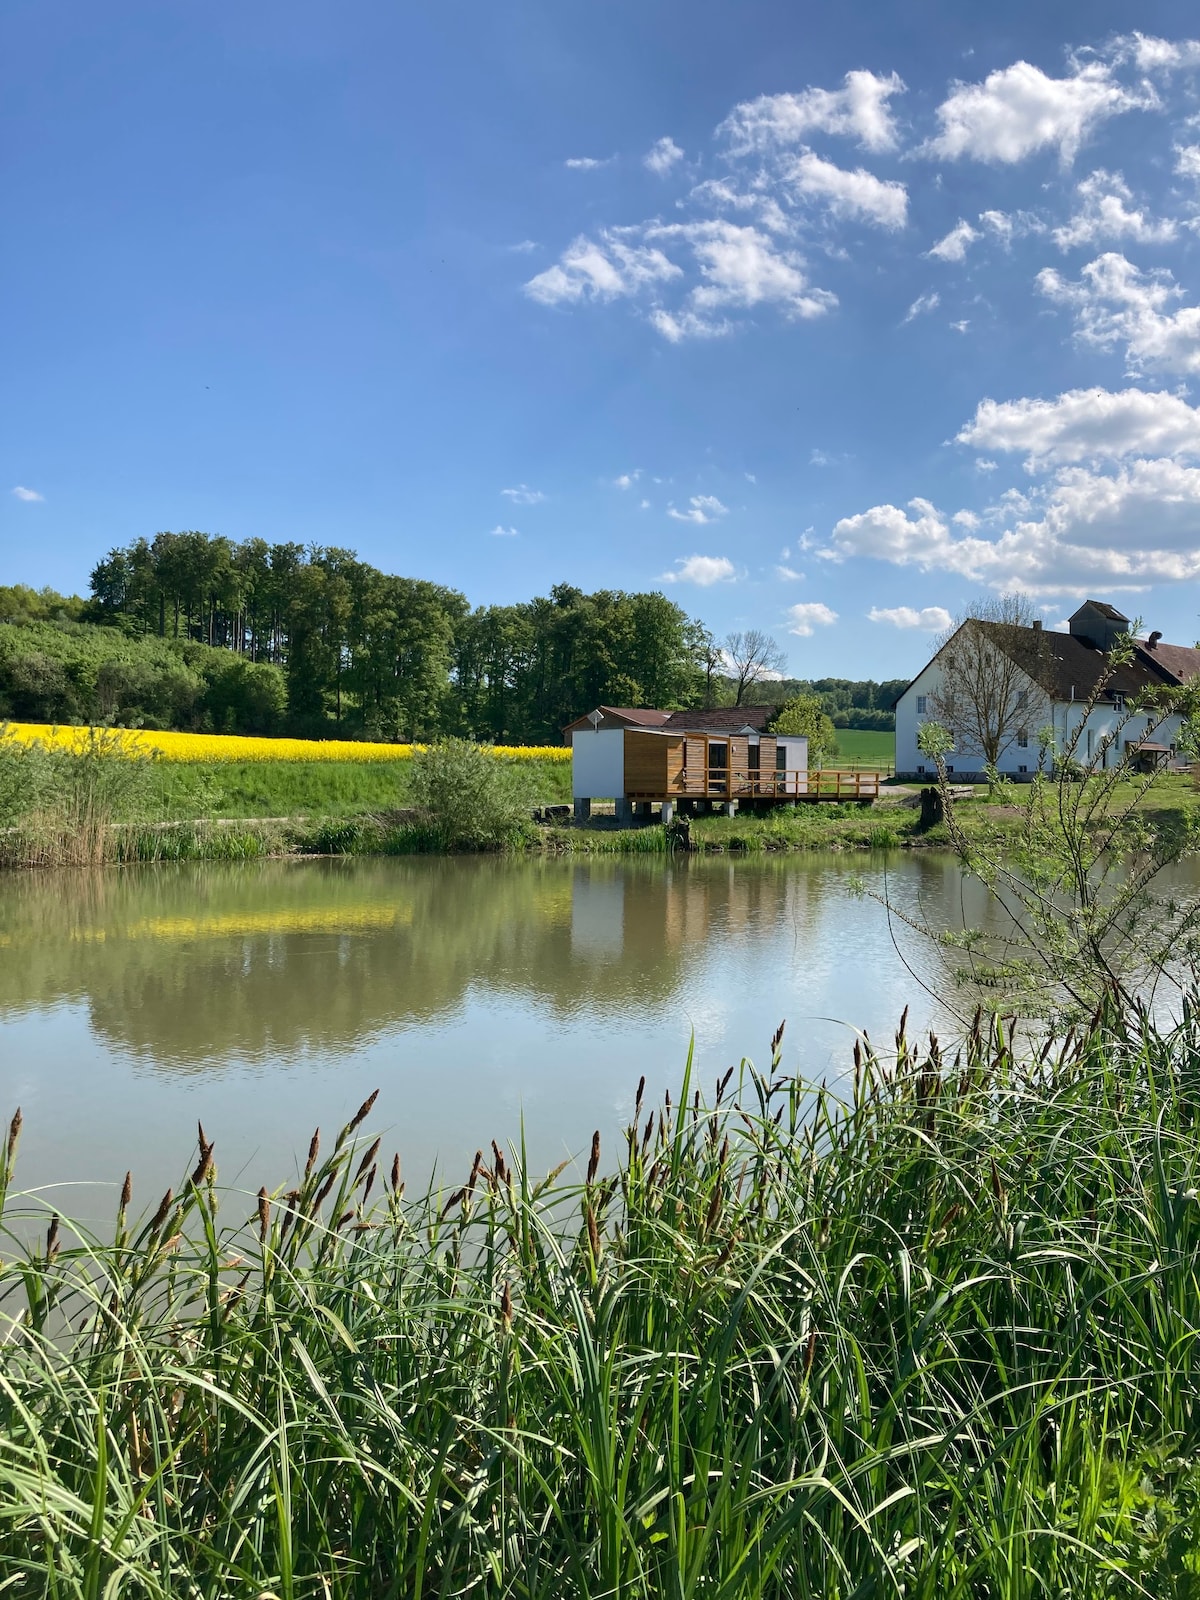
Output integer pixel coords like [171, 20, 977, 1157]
[786, 602, 838, 636]
[647, 220, 837, 320]
[925, 60, 1143, 165]
[958, 386, 1200, 467]
[668, 494, 729, 524]
[720, 70, 906, 154]
[904, 290, 940, 322]
[11, 486, 43, 502]
[928, 219, 979, 261]
[524, 232, 682, 305]
[650, 307, 732, 342]
[489, 525, 520, 537]
[1109, 33, 1200, 72]
[1052, 170, 1176, 250]
[614, 471, 640, 489]
[1038, 252, 1200, 374]
[1177, 144, 1200, 179]
[783, 150, 908, 228]
[661, 554, 737, 585]
[565, 156, 612, 171]
[644, 136, 684, 175]
[868, 604, 953, 629]
[501, 484, 546, 504]
[775, 564, 805, 581]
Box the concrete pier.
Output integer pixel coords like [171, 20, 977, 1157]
[660, 799, 674, 824]
[573, 798, 591, 823]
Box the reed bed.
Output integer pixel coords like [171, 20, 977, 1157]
[3, 1008, 1200, 1596]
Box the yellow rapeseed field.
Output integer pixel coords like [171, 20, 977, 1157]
[1, 722, 570, 764]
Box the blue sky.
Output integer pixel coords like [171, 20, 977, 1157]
[5, 1, 1200, 678]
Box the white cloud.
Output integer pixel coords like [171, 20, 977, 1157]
[1038, 252, 1200, 374]
[489, 525, 519, 537]
[783, 150, 908, 229]
[1109, 33, 1200, 73]
[614, 471, 640, 490]
[565, 156, 612, 171]
[950, 319, 971, 334]
[509, 239, 539, 253]
[775, 564, 805, 581]
[644, 136, 684, 176]
[925, 60, 1143, 165]
[11, 486, 43, 502]
[647, 220, 837, 319]
[1052, 170, 1176, 250]
[668, 494, 729, 524]
[661, 554, 737, 585]
[639, 498, 651, 509]
[501, 484, 546, 504]
[826, 463, 1200, 595]
[524, 231, 682, 306]
[928, 219, 979, 261]
[1176, 144, 1200, 179]
[904, 290, 940, 322]
[786, 601, 838, 636]
[650, 307, 732, 342]
[720, 70, 906, 155]
[868, 604, 953, 630]
[958, 386, 1200, 467]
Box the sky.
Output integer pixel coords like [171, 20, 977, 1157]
[5, 1, 1200, 678]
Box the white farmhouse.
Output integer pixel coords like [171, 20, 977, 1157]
[895, 600, 1200, 780]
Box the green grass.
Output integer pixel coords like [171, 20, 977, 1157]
[4, 1004, 1200, 1596]
[831, 727, 894, 766]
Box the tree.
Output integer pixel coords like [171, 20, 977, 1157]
[927, 594, 1049, 773]
[723, 630, 787, 706]
[770, 695, 838, 769]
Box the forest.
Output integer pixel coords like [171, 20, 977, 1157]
[0, 532, 901, 741]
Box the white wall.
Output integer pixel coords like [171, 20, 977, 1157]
[896, 658, 1188, 778]
[775, 735, 809, 794]
[570, 728, 626, 799]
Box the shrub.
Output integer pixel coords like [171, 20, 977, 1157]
[407, 737, 533, 850]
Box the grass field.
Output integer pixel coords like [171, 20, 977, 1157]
[832, 727, 894, 766]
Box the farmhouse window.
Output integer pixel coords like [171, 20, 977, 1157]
[1017, 729, 1028, 749]
[916, 695, 928, 714]
[1017, 690, 1028, 708]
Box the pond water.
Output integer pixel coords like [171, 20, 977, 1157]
[0, 853, 1002, 1214]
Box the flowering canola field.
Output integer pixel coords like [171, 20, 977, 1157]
[1, 723, 570, 765]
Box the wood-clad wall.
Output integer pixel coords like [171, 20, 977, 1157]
[623, 730, 668, 795]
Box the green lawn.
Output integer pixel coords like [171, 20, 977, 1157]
[831, 727, 894, 766]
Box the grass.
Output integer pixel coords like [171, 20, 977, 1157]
[3, 1003, 1200, 1596]
[831, 727, 895, 766]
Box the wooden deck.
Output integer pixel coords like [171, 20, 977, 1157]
[626, 767, 880, 804]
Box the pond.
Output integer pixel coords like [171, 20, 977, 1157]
[1, 853, 1000, 1214]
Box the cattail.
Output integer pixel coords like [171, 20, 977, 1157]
[336, 1208, 355, 1229]
[467, 1151, 483, 1193]
[390, 1153, 401, 1192]
[304, 1128, 321, 1177]
[257, 1187, 270, 1241]
[491, 1141, 507, 1184]
[149, 1188, 173, 1234]
[634, 1075, 645, 1120]
[586, 1130, 600, 1187]
[5, 1107, 22, 1169]
[717, 1067, 734, 1102]
[314, 1171, 338, 1211]
[46, 1214, 60, 1261]
[705, 1183, 723, 1235]
[585, 1205, 601, 1263]
[190, 1143, 214, 1186]
[344, 1089, 379, 1140]
[354, 1137, 381, 1185]
[119, 1171, 132, 1217]
[361, 1163, 377, 1205]
[803, 1328, 818, 1379]
[440, 1187, 466, 1221]
[771, 1019, 786, 1058]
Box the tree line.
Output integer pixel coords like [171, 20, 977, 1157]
[0, 538, 903, 741]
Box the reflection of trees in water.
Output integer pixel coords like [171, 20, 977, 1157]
[0, 858, 840, 1071]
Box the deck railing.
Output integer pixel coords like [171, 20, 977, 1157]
[626, 767, 881, 803]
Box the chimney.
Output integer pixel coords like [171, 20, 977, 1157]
[1148, 630, 1162, 649]
[1032, 619, 1042, 631]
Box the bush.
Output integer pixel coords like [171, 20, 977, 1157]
[407, 738, 533, 850]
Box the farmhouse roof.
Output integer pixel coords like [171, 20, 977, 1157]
[663, 705, 776, 732]
[973, 620, 1200, 702]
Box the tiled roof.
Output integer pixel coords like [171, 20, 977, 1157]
[1137, 640, 1200, 686]
[976, 622, 1200, 701]
[663, 705, 775, 731]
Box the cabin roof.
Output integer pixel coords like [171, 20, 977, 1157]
[662, 705, 776, 732]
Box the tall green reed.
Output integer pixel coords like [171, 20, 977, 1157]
[2, 1006, 1200, 1596]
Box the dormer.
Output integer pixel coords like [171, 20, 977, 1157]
[1068, 600, 1130, 655]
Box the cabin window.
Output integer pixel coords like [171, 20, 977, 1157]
[748, 744, 760, 772]
[1017, 729, 1028, 749]
[916, 695, 928, 714]
[775, 744, 787, 770]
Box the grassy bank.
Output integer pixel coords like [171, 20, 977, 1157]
[3, 1005, 1200, 1595]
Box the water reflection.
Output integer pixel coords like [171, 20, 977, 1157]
[0, 853, 988, 1207]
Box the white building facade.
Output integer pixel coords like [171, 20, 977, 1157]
[895, 601, 1199, 781]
